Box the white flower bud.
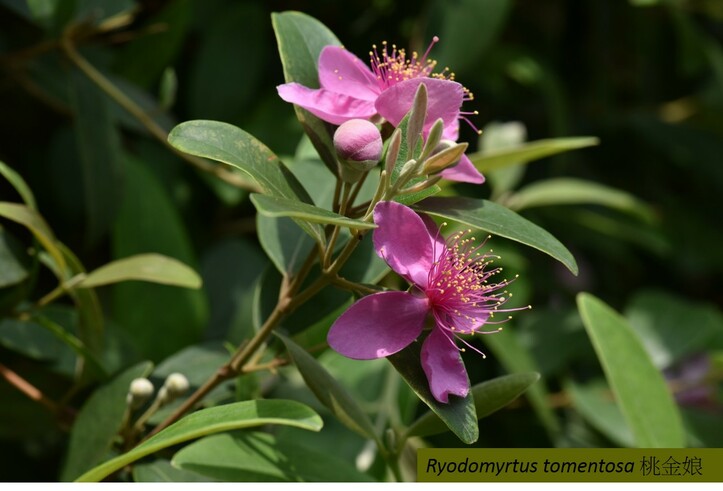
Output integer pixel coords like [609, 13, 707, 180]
[127, 377, 154, 408]
[164, 372, 190, 397]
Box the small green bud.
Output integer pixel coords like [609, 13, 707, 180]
[422, 140, 468, 175]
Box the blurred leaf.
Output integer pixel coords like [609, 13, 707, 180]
[272, 11, 341, 173]
[31, 312, 106, 376]
[278, 334, 381, 445]
[257, 216, 316, 276]
[482, 328, 560, 439]
[133, 459, 213, 482]
[565, 378, 635, 448]
[624, 290, 723, 369]
[114, 0, 191, 88]
[251, 194, 375, 230]
[78, 253, 202, 289]
[0, 202, 67, 276]
[468, 137, 599, 173]
[414, 196, 578, 275]
[26, 0, 60, 26]
[683, 409, 723, 447]
[201, 239, 266, 343]
[69, 69, 123, 247]
[481, 121, 527, 196]
[0, 160, 37, 209]
[112, 155, 207, 361]
[507, 178, 656, 223]
[0, 226, 30, 288]
[168, 120, 323, 244]
[174, 432, 373, 482]
[577, 293, 685, 447]
[61, 361, 153, 481]
[405, 372, 539, 439]
[0, 315, 67, 361]
[388, 339, 478, 444]
[76, 399, 323, 482]
[430, 0, 512, 74]
[72, 0, 135, 25]
[187, 2, 266, 122]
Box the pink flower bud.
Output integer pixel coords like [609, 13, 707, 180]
[333, 119, 383, 182]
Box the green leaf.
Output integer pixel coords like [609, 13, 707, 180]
[201, 239, 267, 343]
[113, 0, 191, 88]
[0, 202, 67, 277]
[257, 216, 316, 276]
[62, 361, 153, 481]
[167, 120, 323, 244]
[77, 253, 202, 289]
[565, 378, 635, 448]
[405, 372, 539, 439]
[481, 329, 560, 439]
[507, 178, 656, 222]
[75, 399, 323, 482]
[277, 334, 380, 444]
[388, 339, 478, 444]
[577, 293, 685, 447]
[468, 137, 599, 173]
[173, 432, 374, 482]
[112, 155, 207, 361]
[479, 121, 528, 196]
[414, 196, 578, 275]
[272, 11, 341, 173]
[133, 459, 213, 482]
[186, 2, 266, 123]
[72, 0, 135, 25]
[0, 226, 30, 288]
[0, 315, 67, 362]
[0, 160, 37, 209]
[251, 194, 375, 230]
[624, 290, 723, 369]
[68, 69, 123, 247]
[430, 0, 512, 74]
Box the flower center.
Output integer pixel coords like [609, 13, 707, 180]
[426, 228, 524, 341]
[368, 38, 479, 133]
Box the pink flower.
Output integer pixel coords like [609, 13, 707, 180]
[327, 201, 517, 403]
[277, 39, 484, 184]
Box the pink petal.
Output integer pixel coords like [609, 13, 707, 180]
[374, 78, 464, 134]
[277, 83, 376, 125]
[439, 154, 485, 184]
[419, 213, 446, 263]
[421, 328, 470, 403]
[373, 201, 435, 289]
[442, 119, 459, 141]
[327, 291, 429, 360]
[318, 46, 381, 101]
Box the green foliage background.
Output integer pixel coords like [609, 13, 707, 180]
[0, 0, 721, 482]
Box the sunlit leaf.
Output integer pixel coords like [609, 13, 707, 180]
[414, 196, 578, 275]
[577, 293, 685, 448]
[76, 399, 323, 482]
[77, 253, 202, 289]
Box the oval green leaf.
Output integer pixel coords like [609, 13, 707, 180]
[0, 202, 67, 276]
[173, 432, 374, 482]
[577, 293, 686, 448]
[277, 334, 381, 445]
[507, 178, 656, 223]
[75, 399, 323, 482]
[251, 194, 375, 230]
[77, 253, 202, 289]
[405, 372, 539, 439]
[167, 120, 323, 244]
[0, 160, 37, 210]
[272, 11, 341, 172]
[469, 136, 599, 173]
[414, 196, 578, 275]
